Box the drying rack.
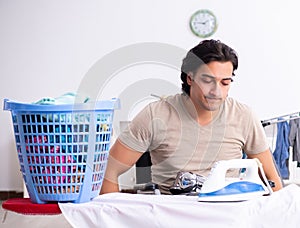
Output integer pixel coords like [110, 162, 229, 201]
[261, 112, 300, 127]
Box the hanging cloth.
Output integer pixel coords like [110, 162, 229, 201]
[289, 118, 300, 167]
[273, 120, 290, 179]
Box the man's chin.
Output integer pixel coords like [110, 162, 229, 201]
[205, 103, 222, 111]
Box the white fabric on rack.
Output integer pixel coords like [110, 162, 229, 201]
[59, 184, 300, 228]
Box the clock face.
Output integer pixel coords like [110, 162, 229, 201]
[189, 9, 217, 38]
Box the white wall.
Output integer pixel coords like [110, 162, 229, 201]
[1, 0, 299, 191]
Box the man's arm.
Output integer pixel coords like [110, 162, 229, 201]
[100, 139, 142, 194]
[247, 149, 283, 191]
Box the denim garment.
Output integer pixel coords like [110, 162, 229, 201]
[273, 120, 290, 179]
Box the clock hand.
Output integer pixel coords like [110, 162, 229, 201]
[195, 20, 209, 25]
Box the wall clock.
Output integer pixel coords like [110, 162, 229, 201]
[189, 9, 218, 38]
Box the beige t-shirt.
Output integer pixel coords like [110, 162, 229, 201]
[119, 93, 269, 194]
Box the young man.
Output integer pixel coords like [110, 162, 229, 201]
[101, 39, 283, 194]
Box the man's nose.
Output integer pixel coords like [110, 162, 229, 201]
[209, 81, 222, 97]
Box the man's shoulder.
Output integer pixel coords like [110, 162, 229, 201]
[149, 93, 182, 108]
[225, 97, 252, 113]
[144, 94, 184, 119]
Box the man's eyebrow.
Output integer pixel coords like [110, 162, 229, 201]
[201, 73, 233, 81]
[222, 77, 234, 82]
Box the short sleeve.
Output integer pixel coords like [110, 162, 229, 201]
[118, 104, 153, 153]
[243, 109, 269, 155]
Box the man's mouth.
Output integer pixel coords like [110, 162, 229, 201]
[205, 97, 222, 101]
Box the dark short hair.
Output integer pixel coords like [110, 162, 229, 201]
[181, 39, 238, 95]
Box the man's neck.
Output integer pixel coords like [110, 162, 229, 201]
[183, 95, 219, 126]
[196, 110, 215, 126]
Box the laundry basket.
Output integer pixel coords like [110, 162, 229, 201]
[3, 98, 120, 204]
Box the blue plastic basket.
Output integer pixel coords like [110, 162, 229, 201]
[3, 98, 120, 204]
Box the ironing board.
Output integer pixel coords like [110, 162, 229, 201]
[59, 184, 300, 228]
[2, 198, 61, 214]
[3, 185, 300, 227]
[1, 198, 71, 227]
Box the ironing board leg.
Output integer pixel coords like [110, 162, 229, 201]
[2, 210, 8, 223]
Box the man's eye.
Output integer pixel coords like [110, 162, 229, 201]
[221, 81, 230, 86]
[201, 78, 213, 83]
[221, 79, 233, 86]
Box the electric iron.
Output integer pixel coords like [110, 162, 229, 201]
[198, 158, 273, 202]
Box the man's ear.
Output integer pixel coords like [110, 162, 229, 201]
[187, 73, 193, 85]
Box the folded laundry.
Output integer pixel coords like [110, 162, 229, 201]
[34, 92, 90, 105]
[33, 92, 91, 123]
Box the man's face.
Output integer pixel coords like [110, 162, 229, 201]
[187, 61, 234, 112]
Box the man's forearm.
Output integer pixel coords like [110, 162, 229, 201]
[100, 178, 119, 194]
[248, 149, 283, 192]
